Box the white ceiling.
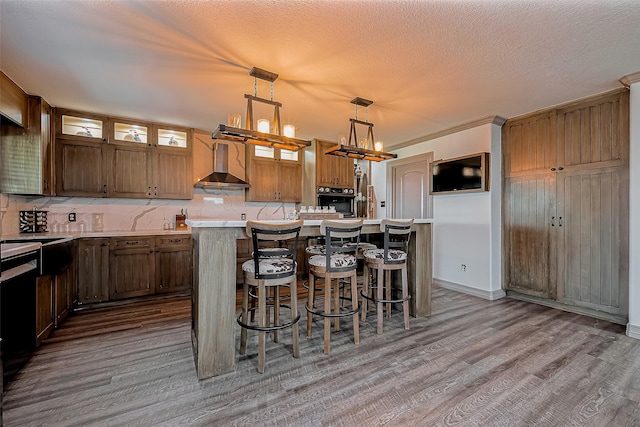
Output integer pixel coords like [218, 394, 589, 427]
[2, 0, 640, 148]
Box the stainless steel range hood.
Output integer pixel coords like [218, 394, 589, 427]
[194, 143, 250, 189]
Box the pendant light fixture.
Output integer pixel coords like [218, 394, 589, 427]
[211, 67, 311, 151]
[325, 97, 397, 162]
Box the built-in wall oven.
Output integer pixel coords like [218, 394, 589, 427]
[316, 186, 355, 217]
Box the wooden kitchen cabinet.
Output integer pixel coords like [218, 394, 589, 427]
[77, 238, 110, 304]
[54, 266, 73, 327]
[55, 109, 109, 197]
[315, 139, 354, 189]
[0, 70, 28, 127]
[54, 109, 192, 199]
[109, 237, 156, 300]
[36, 275, 55, 346]
[502, 89, 629, 323]
[0, 95, 54, 195]
[155, 235, 192, 293]
[245, 145, 303, 202]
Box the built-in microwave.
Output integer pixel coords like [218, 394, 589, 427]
[317, 187, 355, 217]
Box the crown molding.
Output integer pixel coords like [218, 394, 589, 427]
[620, 71, 640, 88]
[392, 115, 507, 151]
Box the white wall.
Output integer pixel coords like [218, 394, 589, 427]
[371, 122, 504, 299]
[628, 81, 640, 339]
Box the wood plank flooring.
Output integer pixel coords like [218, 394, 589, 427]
[3, 285, 640, 426]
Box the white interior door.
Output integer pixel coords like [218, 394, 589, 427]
[388, 153, 433, 219]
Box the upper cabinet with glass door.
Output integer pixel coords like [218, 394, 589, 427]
[156, 126, 191, 151]
[112, 121, 150, 147]
[56, 109, 109, 143]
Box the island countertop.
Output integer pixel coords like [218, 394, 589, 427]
[188, 217, 433, 380]
[187, 218, 433, 228]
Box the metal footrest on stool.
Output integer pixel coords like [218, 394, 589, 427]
[237, 304, 301, 332]
[306, 300, 360, 318]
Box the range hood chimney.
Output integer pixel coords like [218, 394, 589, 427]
[194, 143, 250, 189]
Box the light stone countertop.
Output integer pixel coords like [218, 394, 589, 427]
[1, 229, 192, 241]
[186, 218, 434, 228]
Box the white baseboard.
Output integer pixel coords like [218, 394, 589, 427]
[434, 278, 506, 301]
[627, 323, 640, 340]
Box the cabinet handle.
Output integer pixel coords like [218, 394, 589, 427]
[43, 179, 48, 191]
[551, 216, 555, 226]
[103, 184, 107, 194]
[150, 249, 154, 253]
[126, 241, 140, 245]
[558, 166, 564, 171]
[148, 143, 152, 147]
[102, 138, 107, 142]
[550, 168, 556, 171]
[559, 216, 563, 227]
[101, 242, 109, 247]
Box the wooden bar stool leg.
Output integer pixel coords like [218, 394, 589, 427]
[385, 269, 392, 318]
[361, 263, 369, 322]
[274, 285, 280, 343]
[306, 273, 315, 338]
[324, 276, 332, 355]
[351, 271, 359, 345]
[240, 280, 249, 355]
[258, 283, 267, 374]
[377, 265, 384, 334]
[333, 276, 341, 332]
[401, 265, 410, 330]
[290, 278, 300, 357]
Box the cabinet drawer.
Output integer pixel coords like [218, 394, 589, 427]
[156, 235, 192, 247]
[111, 237, 154, 248]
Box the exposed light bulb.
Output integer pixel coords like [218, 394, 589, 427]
[257, 119, 270, 133]
[374, 141, 383, 151]
[283, 124, 296, 138]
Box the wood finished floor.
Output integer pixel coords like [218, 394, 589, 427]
[3, 285, 640, 426]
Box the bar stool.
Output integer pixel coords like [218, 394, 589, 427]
[306, 219, 363, 354]
[238, 220, 303, 373]
[361, 219, 414, 334]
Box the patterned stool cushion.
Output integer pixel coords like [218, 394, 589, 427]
[242, 258, 295, 275]
[363, 248, 407, 262]
[305, 244, 325, 255]
[309, 253, 357, 268]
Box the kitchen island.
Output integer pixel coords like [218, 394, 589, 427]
[187, 218, 433, 380]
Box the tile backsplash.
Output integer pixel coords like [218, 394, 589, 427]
[1, 190, 294, 235]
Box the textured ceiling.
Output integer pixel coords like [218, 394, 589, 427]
[2, 0, 640, 147]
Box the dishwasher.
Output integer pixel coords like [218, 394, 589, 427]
[1, 243, 40, 391]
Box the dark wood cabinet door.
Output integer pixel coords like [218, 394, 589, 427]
[315, 139, 354, 188]
[77, 239, 110, 304]
[0, 70, 28, 127]
[54, 266, 72, 326]
[556, 166, 629, 318]
[247, 157, 278, 201]
[109, 238, 155, 300]
[557, 90, 629, 169]
[36, 275, 55, 345]
[153, 150, 192, 199]
[503, 111, 557, 177]
[278, 161, 302, 202]
[108, 145, 152, 198]
[155, 236, 192, 293]
[503, 174, 557, 298]
[55, 140, 108, 197]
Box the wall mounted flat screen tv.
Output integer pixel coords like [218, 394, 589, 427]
[430, 152, 490, 195]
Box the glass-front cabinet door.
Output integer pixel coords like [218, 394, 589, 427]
[157, 127, 188, 149]
[56, 109, 108, 142]
[112, 121, 149, 146]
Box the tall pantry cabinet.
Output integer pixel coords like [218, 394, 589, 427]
[502, 89, 629, 322]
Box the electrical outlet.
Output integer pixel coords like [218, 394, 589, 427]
[241, 213, 246, 220]
[461, 264, 467, 272]
[68, 212, 76, 222]
[380, 201, 385, 207]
